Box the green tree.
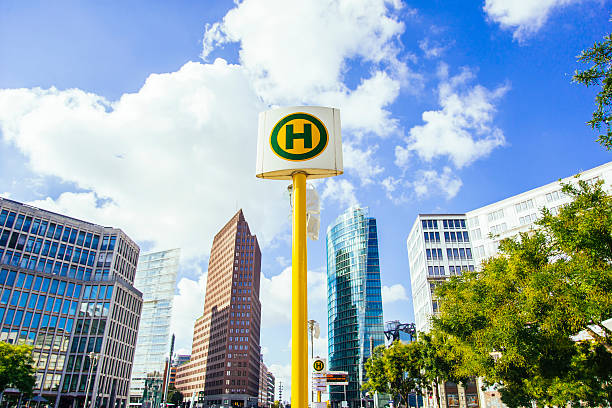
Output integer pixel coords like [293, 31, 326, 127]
[271, 401, 280, 408]
[363, 345, 390, 396]
[0, 342, 36, 397]
[419, 332, 472, 408]
[432, 179, 612, 407]
[363, 342, 426, 408]
[573, 18, 612, 149]
[167, 385, 183, 406]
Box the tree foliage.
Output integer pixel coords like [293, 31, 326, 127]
[573, 18, 612, 149]
[432, 179, 612, 407]
[0, 342, 36, 394]
[363, 342, 427, 407]
[167, 385, 183, 406]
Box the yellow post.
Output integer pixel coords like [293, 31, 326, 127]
[292, 172, 308, 408]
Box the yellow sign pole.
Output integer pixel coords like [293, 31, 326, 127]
[291, 171, 308, 408]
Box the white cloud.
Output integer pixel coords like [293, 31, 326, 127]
[418, 38, 452, 59]
[268, 363, 291, 402]
[1, 59, 289, 260]
[397, 65, 508, 169]
[394, 145, 411, 169]
[343, 142, 384, 186]
[484, 0, 581, 41]
[381, 166, 463, 203]
[203, 0, 418, 137]
[412, 167, 463, 199]
[381, 284, 409, 305]
[312, 335, 328, 359]
[316, 71, 404, 138]
[0, 0, 424, 263]
[169, 270, 208, 352]
[381, 176, 401, 195]
[320, 179, 358, 208]
[286, 335, 327, 359]
[259, 267, 327, 328]
[275, 256, 290, 268]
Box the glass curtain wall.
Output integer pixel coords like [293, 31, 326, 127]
[326, 207, 384, 408]
[129, 249, 180, 408]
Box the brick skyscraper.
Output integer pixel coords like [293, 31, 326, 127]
[176, 210, 262, 408]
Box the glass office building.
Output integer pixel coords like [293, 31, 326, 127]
[129, 249, 180, 408]
[0, 197, 142, 408]
[326, 207, 384, 407]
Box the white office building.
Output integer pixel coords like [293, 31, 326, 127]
[466, 163, 612, 266]
[406, 161, 612, 408]
[407, 161, 612, 333]
[407, 215, 474, 333]
[129, 248, 180, 408]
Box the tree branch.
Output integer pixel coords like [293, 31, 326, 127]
[584, 326, 612, 354]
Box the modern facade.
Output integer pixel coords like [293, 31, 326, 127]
[405, 161, 612, 408]
[407, 162, 612, 335]
[129, 249, 180, 408]
[175, 210, 262, 408]
[0, 197, 142, 408]
[265, 372, 274, 407]
[466, 162, 612, 266]
[407, 215, 474, 333]
[406, 215, 479, 407]
[326, 207, 385, 407]
[257, 359, 268, 408]
[168, 354, 191, 388]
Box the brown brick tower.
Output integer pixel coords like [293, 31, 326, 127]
[176, 210, 262, 408]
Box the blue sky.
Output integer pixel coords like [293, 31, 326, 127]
[1, 0, 610, 396]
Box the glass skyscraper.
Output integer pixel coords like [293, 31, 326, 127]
[326, 207, 384, 407]
[129, 248, 180, 408]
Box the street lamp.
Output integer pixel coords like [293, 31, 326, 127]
[83, 352, 100, 408]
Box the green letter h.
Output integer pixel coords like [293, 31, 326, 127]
[285, 124, 312, 149]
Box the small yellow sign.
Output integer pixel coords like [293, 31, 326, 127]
[313, 359, 326, 372]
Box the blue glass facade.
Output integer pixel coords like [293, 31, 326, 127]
[326, 207, 384, 407]
[0, 197, 142, 408]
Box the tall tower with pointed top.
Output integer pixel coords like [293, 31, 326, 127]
[176, 210, 262, 407]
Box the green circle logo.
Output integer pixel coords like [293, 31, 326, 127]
[270, 113, 329, 161]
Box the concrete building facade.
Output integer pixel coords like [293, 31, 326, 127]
[405, 161, 612, 408]
[257, 360, 268, 408]
[169, 355, 190, 389]
[265, 372, 274, 407]
[407, 215, 474, 334]
[466, 162, 612, 266]
[0, 197, 142, 408]
[175, 210, 261, 408]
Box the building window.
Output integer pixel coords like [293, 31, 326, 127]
[487, 209, 504, 222]
[490, 223, 507, 235]
[442, 219, 466, 230]
[421, 220, 438, 230]
[514, 199, 534, 213]
[519, 213, 538, 225]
